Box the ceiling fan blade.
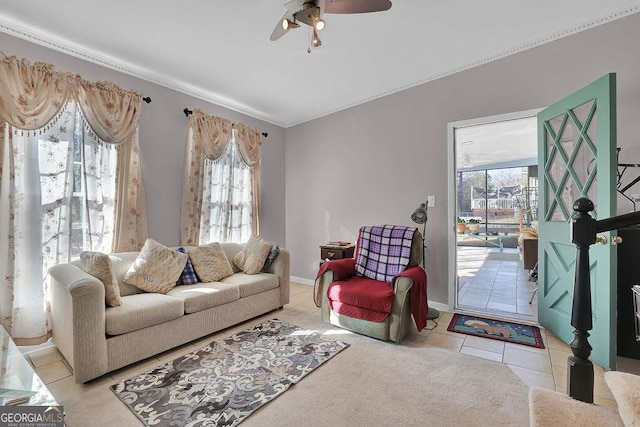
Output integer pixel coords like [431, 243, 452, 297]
[318, 0, 325, 16]
[324, 0, 392, 14]
[270, 12, 292, 41]
[271, 0, 306, 41]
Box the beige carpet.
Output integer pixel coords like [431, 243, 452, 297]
[62, 310, 530, 426]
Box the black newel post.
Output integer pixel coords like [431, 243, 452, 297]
[568, 198, 596, 403]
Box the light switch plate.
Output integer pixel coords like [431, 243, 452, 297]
[427, 195, 436, 207]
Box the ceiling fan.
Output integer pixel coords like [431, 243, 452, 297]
[270, 0, 392, 49]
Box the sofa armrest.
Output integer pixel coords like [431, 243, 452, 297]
[263, 248, 290, 306]
[48, 263, 108, 383]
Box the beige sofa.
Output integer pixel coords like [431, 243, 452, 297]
[47, 243, 290, 383]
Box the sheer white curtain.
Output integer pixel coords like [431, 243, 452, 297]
[0, 103, 118, 343]
[199, 137, 253, 244]
[180, 109, 261, 245]
[0, 51, 147, 342]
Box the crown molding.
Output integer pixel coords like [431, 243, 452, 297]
[0, 18, 286, 127]
[284, 5, 640, 127]
[1, 5, 638, 129]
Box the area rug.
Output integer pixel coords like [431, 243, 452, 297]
[447, 313, 545, 348]
[62, 311, 530, 426]
[110, 319, 349, 426]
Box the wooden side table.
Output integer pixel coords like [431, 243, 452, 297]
[320, 243, 355, 263]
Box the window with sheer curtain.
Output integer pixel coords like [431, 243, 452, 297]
[200, 135, 254, 244]
[0, 51, 147, 343]
[180, 109, 262, 246]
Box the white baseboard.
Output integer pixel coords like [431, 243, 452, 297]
[427, 301, 450, 313]
[291, 276, 314, 286]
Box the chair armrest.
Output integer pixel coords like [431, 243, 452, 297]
[394, 266, 428, 331]
[392, 275, 413, 297]
[314, 258, 356, 307]
[47, 263, 108, 383]
[318, 258, 356, 281]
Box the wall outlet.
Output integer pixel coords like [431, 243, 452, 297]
[427, 195, 436, 207]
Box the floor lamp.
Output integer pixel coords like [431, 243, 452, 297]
[411, 200, 440, 326]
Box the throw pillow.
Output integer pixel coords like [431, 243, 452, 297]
[123, 238, 188, 294]
[233, 235, 272, 275]
[189, 242, 234, 282]
[79, 251, 122, 307]
[261, 244, 280, 271]
[175, 247, 199, 285]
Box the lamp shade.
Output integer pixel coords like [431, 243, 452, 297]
[411, 202, 428, 224]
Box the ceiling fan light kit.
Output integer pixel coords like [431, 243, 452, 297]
[282, 18, 300, 30]
[270, 0, 392, 50]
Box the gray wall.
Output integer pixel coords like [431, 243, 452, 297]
[4, 12, 640, 307]
[285, 12, 640, 305]
[0, 32, 287, 248]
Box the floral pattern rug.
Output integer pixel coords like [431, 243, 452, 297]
[111, 319, 349, 426]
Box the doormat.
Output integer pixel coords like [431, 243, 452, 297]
[447, 313, 545, 349]
[111, 319, 349, 426]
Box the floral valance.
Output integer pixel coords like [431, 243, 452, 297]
[187, 108, 262, 166]
[0, 51, 142, 144]
[234, 122, 261, 167]
[188, 108, 233, 160]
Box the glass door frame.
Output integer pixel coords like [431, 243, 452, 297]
[447, 108, 542, 312]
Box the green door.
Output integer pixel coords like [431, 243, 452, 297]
[537, 73, 617, 370]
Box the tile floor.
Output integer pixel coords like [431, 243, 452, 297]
[457, 245, 538, 322]
[21, 282, 640, 411]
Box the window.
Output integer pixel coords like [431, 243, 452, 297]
[0, 53, 146, 341]
[200, 134, 254, 244]
[181, 111, 261, 246]
[27, 103, 117, 269]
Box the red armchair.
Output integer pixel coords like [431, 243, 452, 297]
[314, 226, 428, 343]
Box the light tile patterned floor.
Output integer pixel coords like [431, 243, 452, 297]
[22, 282, 640, 410]
[457, 246, 538, 322]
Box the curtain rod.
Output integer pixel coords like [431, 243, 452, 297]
[183, 108, 268, 138]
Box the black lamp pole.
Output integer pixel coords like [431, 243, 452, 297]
[411, 200, 439, 323]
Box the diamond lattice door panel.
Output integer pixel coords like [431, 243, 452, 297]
[537, 73, 617, 370]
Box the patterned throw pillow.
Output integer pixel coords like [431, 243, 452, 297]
[262, 244, 280, 270]
[188, 242, 234, 282]
[123, 238, 188, 294]
[79, 251, 122, 307]
[175, 247, 199, 285]
[233, 235, 273, 275]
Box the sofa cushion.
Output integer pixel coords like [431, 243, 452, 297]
[167, 282, 240, 314]
[124, 238, 188, 294]
[232, 235, 272, 274]
[327, 276, 394, 321]
[220, 272, 279, 298]
[79, 251, 122, 307]
[189, 242, 234, 282]
[106, 252, 145, 296]
[105, 293, 184, 336]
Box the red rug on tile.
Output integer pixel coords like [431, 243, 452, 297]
[447, 313, 545, 349]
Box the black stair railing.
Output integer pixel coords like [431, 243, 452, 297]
[568, 198, 640, 402]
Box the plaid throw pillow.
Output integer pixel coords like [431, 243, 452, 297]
[355, 225, 415, 283]
[176, 246, 199, 285]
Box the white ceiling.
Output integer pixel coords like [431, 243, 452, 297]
[0, 1, 639, 127]
[456, 116, 538, 170]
